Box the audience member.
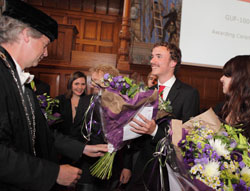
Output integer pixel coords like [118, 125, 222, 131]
[55, 71, 87, 135]
[126, 42, 200, 191]
[147, 71, 158, 88]
[0, 1, 107, 190]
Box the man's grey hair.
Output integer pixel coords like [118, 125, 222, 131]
[0, 15, 43, 44]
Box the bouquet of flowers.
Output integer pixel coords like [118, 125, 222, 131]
[86, 73, 171, 180]
[175, 109, 250, 191]
[37, 93, 61, 126]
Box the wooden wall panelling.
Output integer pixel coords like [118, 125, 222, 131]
[83, 44, 96, 52]
[57, 0, 69, 10]
[96, 0, 108, 14]
[83, 0, 95, 13]
[109, 0, 122, 15]
[38, 73, 60, 98]
[26, 0, 42, 6]
[99, 46, 113, 53]
[71, 51, 117, 68]
[99, 21, 115, 53]
[28, 68, 61, 98]
[177, 65, 224, 110]
[29, 0, 123, 16]
[48, 13, 67, 24]
[84, 19, 98, 40]
[70, 0, 83, 11]
[100, 21, 114, 42]
[67, 16, 82, 39]
[37, 4, 122, 54]
[45, 24, 78, 62]
[43, 0, 56, 8]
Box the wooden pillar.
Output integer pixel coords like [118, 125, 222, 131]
[117, 0, 131, 72]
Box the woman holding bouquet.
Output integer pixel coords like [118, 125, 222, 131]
[70, 65, 132, 191]
[219, 55, 250, 141]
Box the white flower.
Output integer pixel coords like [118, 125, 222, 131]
[208, 139, 230, 156]
[203, 160, 220, 177]
[190, 164, 203, 174]
[229, 161, 236, 172]
[241, 166, 250, 176]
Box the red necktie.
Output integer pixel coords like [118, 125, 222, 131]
[159, 85, 165, 98]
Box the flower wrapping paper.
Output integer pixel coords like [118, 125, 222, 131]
[100, 87, 159, 151]
[171, 108, 221, 147]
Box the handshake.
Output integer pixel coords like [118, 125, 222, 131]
[56, 144, 108, 186]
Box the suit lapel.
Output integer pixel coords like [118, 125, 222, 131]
[166, 79, 181, 103]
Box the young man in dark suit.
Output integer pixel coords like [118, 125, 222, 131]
[127, 42, 200, 191]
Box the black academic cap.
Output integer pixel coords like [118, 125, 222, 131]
[2, 0, 58, 42]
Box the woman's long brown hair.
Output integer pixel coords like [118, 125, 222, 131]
[221, 55, 250, 127]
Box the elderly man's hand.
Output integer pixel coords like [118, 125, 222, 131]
[83, 144, 108, 157]
[57, 164, 82, 186]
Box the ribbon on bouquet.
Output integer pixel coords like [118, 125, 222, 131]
[143, 128, 200, 191]
[142, 128, 172, 191]
[81, 95, 100, 141]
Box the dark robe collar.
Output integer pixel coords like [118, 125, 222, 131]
[0, 45, 17, 71]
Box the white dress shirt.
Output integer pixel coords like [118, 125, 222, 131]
[158, 75, 176, 101]
[13, 59, 34, 92]
[150, 75, 176, 137]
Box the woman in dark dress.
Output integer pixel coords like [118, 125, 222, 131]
[218, 55, 250, 141]
[55, 71, 87, 136]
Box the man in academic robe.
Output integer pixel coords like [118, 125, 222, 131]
[0, 0, 107, 190]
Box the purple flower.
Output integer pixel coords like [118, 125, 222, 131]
[194, 157, 209, 165]
[230, 140, 237, 149]
[220, 181, 224, 188]
[115, 82, 120, 87]
[206, 135, 212, 139]
[239, 161, 246, 168]
[110, 81, 115, 88]
[117, 84, 123, 91]
[53, 112, 61, 118]
[233, 180, 247, 191]
[38, 94, 46, 101]
[117, 76, 124, 82]
[125, 83, 130, 89]
[184, 157, 194, 166]
[41, 101, 48, 108]
[220, 164, 225, 170]
[211, 151, 220, 160]
[189, 141, 195, 148]
[103, 73, 110, 80]
[185, 150, 194, 158]
[222, 131, 228, 136]
[231, 151, 243, 162]
[178, 139, 187, 148]
[113, 76, 119, 83]
[202, 144, 212, 152]
[197, 142, 202, 149]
